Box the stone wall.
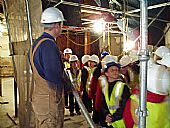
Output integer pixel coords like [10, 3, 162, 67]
[0, 57, 14, 77]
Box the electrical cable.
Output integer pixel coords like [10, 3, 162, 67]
[64, 34, 103, 46]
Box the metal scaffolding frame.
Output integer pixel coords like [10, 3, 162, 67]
[138, 0, 149, 128]
[53, 0, 170, 24]
[128, 1, 170, 14]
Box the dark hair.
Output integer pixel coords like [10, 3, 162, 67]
[104, 62, 121, 72]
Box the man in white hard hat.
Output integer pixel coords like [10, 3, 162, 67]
[29, 7, 72, 128]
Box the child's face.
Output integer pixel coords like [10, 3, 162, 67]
[89, 61, 97, 68]
[105, 66, 119, 80]
[64, 53, 71, 60]
[70, 61, 78, 68]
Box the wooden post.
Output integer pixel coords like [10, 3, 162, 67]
[0, 57, 2, 97]
[84, 32, 91, 54]
[0, 77, 2, 97]
[14, 55, 27, 128]
[67, 30, 69, 47]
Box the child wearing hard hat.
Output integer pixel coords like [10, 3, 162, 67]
[98, 55, 130, 128]
[63, 48, 73, 109]
[123, 51, 170, 128]
[66, 55, 81, 116]
[80, 55, 92, 112]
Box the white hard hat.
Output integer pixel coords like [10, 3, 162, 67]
[69, 55, 78, 62]
[119, 55, 131, 67]
[147, 65, 170, 95]
[89, 54, 99, 63]
[64, 48, 72, 54]
[81, 55, 90, 64]
[129, 50, 138, 63]
[157, 53, 170, 68]
[102, 55, 120, 71]
[154, 46, 170, 58]
[41, 7, 65, 24]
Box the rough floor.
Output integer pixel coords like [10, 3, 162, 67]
[0, 77, 95, 128]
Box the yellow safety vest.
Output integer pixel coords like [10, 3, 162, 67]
[99, 75, 126, 128]
[131, 95, 170, 128]
[86, 67, 95, 93]
[67, 69, 82, 91]
[64, 61, 70, 69]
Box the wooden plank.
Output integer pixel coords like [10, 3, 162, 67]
[14, 55, 27, 127]
[84, 32, 91, 54]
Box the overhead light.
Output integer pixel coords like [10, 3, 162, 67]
[93, 19, 105, 33]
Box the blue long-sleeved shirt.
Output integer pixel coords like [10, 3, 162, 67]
[30, 32, 66, 90]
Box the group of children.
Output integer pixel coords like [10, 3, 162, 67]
[62, 46, 170, 128]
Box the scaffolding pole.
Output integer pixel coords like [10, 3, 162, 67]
[138, 0, 149, 128]
[25, 0, 34, 128]
[67, 70, 96, 128]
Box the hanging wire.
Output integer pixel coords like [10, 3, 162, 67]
[64, 34, 103, 46]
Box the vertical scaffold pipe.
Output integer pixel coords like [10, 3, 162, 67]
[25, 0, 34, 128]
[139, 0, 149, 128]
[25, 0, 33, 46]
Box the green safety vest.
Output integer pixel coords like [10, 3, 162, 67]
[99, 76, 126, 128]
[131, 95, 170, 128]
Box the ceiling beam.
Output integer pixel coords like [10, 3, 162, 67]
[52, 0, 122, 14]
[128, 1, 170, 14]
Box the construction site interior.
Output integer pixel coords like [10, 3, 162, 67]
[0, 0, 170, 128]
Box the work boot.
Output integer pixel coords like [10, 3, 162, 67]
[70, 112, 74, 117]
[76, 111, 81, 115]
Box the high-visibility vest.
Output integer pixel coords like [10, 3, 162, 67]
[64, 61, 70, 69]
[99, 75, 126, 128]
[67, 69, 81, 91]
[131, 94, 170, 128]
[86, 67, 95, 93]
